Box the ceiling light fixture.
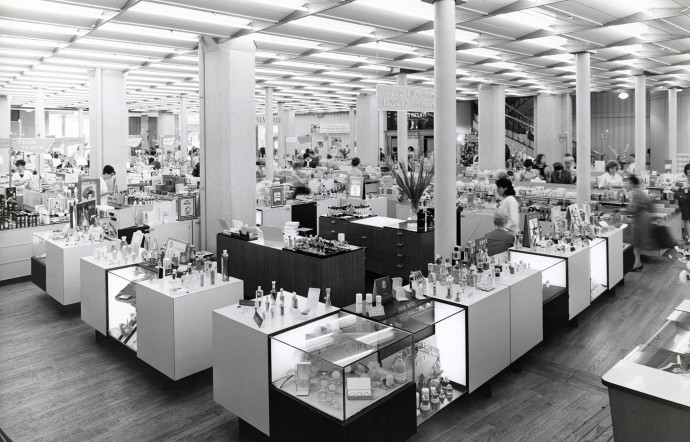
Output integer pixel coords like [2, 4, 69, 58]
[618, 91, 629, 99]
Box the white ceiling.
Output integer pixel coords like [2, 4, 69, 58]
[2, 0, 690, 115]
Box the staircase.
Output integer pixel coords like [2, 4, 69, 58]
[471, 98, 535, 159]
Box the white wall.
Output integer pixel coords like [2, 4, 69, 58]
[294, 111, 352, 155]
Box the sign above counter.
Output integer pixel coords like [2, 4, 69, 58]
[376, 85, 435, 112]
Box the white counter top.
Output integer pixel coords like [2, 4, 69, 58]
[422, 280, 510, 308]
[138, 274, 242, 299]
[511, 241, 593, 259]
[603, 359, 690, 408]
[81, 253, 143, 270]
[350, 216, 404, 228]
[214, 295, 336, 336]
[493, 268, 541, 287]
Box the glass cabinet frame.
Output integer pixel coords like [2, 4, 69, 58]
[106, 265, 156, 352]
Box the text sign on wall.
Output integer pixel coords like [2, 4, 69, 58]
[10, 138, 54, 154]
[255, 115, 282, 125]
[376, 85, 435, 112]
[318, 123, 349, 134]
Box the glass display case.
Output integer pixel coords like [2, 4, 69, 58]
[366, 299, 467, 425]
[32, 232, 48, 263]
[589, 238, 608, 301]
[107, 265, 156, 352]
[270, 311, 414, 422]
[624, 307, 690, 375]
[508, 251, 567, 303]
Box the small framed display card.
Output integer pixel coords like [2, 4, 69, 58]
[523, 212, 540, 247]
[348, 176, 365, 200]
[77, 178, 100, 203]
[75, 200, 97, 228]
[270, 186, 285, 208]
[176, 195, 197, 221]
[164, 237, 189, 260]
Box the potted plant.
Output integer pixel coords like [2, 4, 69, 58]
[389, 161, 434, 215]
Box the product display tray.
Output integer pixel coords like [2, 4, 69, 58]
[230, 232, 258, 241]
[283, 247, 350, 259]
[543, 285, 567, 304]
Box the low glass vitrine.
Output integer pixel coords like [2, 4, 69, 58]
[270, 310, 414, 421]
[106, 265, 156, 352]
[624, 306, 690, 374]
[508, 251, 567, 303]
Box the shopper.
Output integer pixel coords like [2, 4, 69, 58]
[624, 174, 652, 271]
[597, 161, 623, 189]
[349, 157, 363, 177]
[627, 154, 636, 173]
[484, 207, 516, 257]
[10, 159, 31, 189]
[675, 163, 690, 242]
[563, 155, 576, 183]
[550, 162, 572, 184]
[496, 177, 519, 234]
[520, 159, 538, 181]
[100, 165, 118, 205]
[534, 154, 550, 180]
[291, 161, 310, 197]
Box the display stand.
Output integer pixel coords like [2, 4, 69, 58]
[80, 255, 143, 335]
[135, 274, 243, 380]
[598, 226, 625, 291]
[213, 296, 334, 437]
[216, 233, 365, 307]
[603, 300, 690, 441]
[0, 222, 67, 282]
[342, 298, 468, 426]
[510, 245, 590, 322]
[32, 231, 117, 305]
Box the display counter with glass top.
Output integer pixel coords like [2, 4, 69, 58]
[596, 225, 625, 290]
[603, 300, 690, 441]
[269, 310, 416, 442]
[342, 298, 467, 426]
[213, 295, 335, 437]
[106, 265, 156, 352]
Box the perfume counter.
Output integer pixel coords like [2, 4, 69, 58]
[0, 221, 67, 282]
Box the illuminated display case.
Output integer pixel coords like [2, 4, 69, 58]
[106, 265, 156, 352]
[603, 301, 690, 441]
[269, 311, 416, 442]
[343, 299, 467, 426]
[588, 238, 608, 301]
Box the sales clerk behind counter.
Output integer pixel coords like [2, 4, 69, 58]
[10, 159, 33, 190]
[100, 165, 118, 205]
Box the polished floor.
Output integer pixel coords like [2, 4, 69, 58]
[0, 254, 684, 441]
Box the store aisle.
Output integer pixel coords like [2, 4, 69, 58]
[0, 254, 685, 441]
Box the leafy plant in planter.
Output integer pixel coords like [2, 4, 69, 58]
[389, 162, 434, 212]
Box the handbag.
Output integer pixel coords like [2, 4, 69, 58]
[652, 225, 675, 250]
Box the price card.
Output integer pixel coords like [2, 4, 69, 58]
[253, 309, 264, 328]
[303, 287, 320, 314]
[368, 305, 385, 317]
[598, 220, 609, 227]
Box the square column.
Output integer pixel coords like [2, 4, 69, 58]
[535, 93, 572, 162]
[35, 88, 45, 138]
[277, 102, 285, 166]
[141, 115, 149, 151]
[669, 89, 678, 172]
[198, 35, 256, 251]
[88, 68, 128, 190]
[575, 52, 592, 203]
[634, 75, 646, 175]
[397, 74, 408, 166]
[478, 84, 506, 170]
[0, 95, 10, 138]
[356, 93, 378, 165]
[180, 95, 189, 153]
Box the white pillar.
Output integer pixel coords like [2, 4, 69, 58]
[478, 84, 506, 170]
[535, 93, 571, 162]
[140, 115, 149, 152]
[34, 88, 45, 138]
[285, 109, 296, 160]
[277, 102, 285, 167]
[378, 110, 386, 160]
[88, 68, 128, 191]
[199, 35, 256, 251]
[348, 106, 356, 155]
[355, 93, 378, 165]
[0, 95, 10, 138]
[669, 88, 678, 173]
[635, 75, 646, 175]
[561, 94, 573, 157]
[61, 114, 67, 138]
[180, 95, 189, 153]
[433, 0, 457, 257]
[397, 73, 408, 166]
[77, 107, 84, 138]
[575, 52, 591, 204]
[264, 87, 274, 181]
[158, 112, 174, 135]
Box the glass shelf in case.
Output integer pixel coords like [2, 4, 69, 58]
[107, 265, 156, 352]
[509, 250, 567, 303]
[270, 311, 414, 422]
[624, 307, 690, 376]
[372, 299, 467, 425]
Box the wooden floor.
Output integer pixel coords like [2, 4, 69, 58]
[0, 253, 685, 441]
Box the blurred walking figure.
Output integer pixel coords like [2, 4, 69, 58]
[624, 174, 652, 271]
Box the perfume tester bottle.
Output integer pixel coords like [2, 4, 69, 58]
[256, 286, 263, 310]
[270, 281, 277, 301]
[324, 288, 332, 311]
[393, 353, 407, 384]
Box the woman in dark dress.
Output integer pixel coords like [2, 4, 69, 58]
[675, 163, 690, 242]
[625, 174, 652, 271]
[534, 154, 550, 180]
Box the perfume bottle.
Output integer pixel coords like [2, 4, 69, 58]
[256, 286, 263, 310]
[430, 388, 440, 409]
[324, 288, 332, 311]
[221, 249, 229, 281]
[444, 383, 454, 401]
[279, 289, 285, 315]
[393, 353, 407, 384]
[291, 291, 298, 310]
[420, 388, 431, 412]
[270, 281, 277, 301]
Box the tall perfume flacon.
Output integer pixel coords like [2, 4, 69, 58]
[393, 353, 407, 384]
[269, 281, 277, 301]
[324, 288, 332, 311]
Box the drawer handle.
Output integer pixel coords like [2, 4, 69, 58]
[330, 230, 335, 234]
[396, 264, 404, 269]
[396, 242, 403, 247]
[396, 253, 404, 258]
[397, 231, 403, 236]
[361, 235, 367, 240]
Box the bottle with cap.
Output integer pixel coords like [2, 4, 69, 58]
[324, 288, 332, 311]
[221, 250, 229, 281]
